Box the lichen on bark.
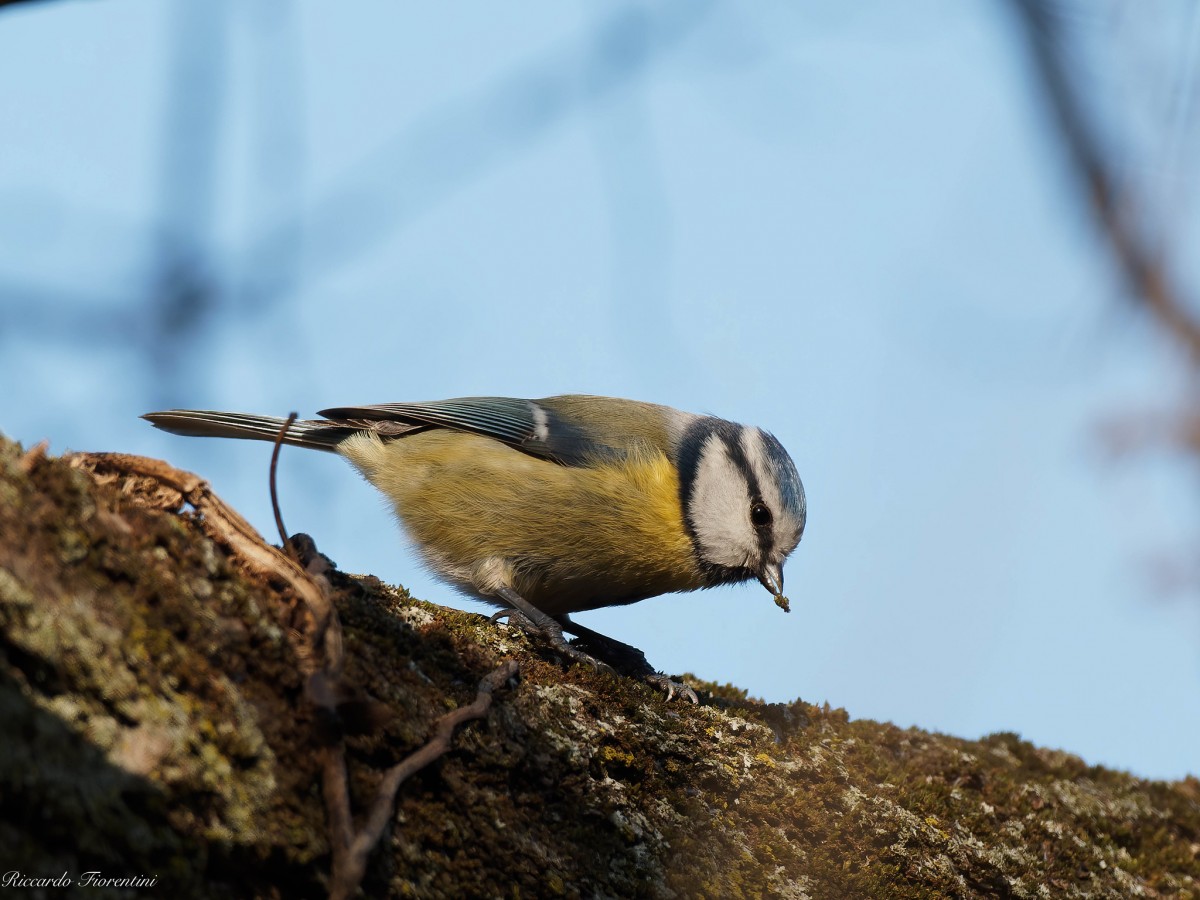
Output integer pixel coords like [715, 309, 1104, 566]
[0, 434, 1197, 899]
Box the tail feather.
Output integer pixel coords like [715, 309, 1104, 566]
[142, 410, 354, 452]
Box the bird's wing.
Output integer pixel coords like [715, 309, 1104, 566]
[317, 397, 612, 465]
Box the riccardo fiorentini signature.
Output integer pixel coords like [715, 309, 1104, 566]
[2, 871, 158, 889]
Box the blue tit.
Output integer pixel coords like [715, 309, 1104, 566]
[143, 395, 806, 700]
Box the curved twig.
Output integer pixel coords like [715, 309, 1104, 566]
[326, 660, 519, 900]
[270, 412, 300, 561]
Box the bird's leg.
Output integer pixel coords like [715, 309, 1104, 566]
[492, 587, 614, 676]
[555, 617, 653, 676]
[557, 616, 699, 704]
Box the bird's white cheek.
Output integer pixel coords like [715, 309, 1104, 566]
[693, 525, 749, 567]
[689, 467, 754, 567]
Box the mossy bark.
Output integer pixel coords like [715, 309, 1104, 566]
[0, 434, 1197, 899]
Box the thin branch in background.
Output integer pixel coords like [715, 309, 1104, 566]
[146, 1, 229, 404]
[0, 2, 306, 405]
[1008, 0, 1200, 362]
[239, 0, 306, 312]
[238, 0, 713, 296]
[1, 1, 706, 409]
[1012, 0, 1200, 603]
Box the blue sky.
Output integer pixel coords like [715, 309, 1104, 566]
[2, 1, 1198, 780]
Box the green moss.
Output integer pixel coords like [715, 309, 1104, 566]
[1, 435, 1198, 898]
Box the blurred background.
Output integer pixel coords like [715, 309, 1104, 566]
[1, 1, 1198, 780]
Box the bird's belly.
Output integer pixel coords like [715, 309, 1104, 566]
[338, 430, 705, 612]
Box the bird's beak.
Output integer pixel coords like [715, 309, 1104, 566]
[759, 563, 791, 612]
[757, 562, 784, 597]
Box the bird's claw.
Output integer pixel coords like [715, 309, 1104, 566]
[555, 640, 617, 677]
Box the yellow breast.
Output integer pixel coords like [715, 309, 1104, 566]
[338, 430, 704, 614]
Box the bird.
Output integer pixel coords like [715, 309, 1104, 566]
[143, 395, 806, 700]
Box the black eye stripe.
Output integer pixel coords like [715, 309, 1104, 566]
[723, 437, 777, 561]
[720, 433, 760, 499]
[677, 419, 775, 561]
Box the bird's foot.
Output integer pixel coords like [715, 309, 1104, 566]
[643, 673, 699, 704]
[557, 616, 697, 703]
[492, 608, 616, 676]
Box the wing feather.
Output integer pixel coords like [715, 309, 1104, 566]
[318, 397, 597, 464]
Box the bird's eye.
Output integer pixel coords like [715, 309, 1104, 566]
[750, 501, 772, 528]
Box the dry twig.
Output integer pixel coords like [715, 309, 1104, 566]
[270, 412, 300, 561]
[326, 659, 519, 900]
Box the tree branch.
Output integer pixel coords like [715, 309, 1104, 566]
[1009, 0, 1200, 361]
